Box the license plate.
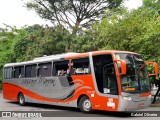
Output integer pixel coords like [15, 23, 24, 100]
[138, 103, 144, 107]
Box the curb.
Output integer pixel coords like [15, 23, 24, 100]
[150, 104, 160, 107]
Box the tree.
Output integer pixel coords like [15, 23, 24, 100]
[143, 0, 160, 14]
[13, 24, 75, 61]
[78, 6, 160, 65]
[0, 26, 28, 88]
[25, 0, 123, 30]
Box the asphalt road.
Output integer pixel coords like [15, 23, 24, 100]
[0, 92, 160, 120]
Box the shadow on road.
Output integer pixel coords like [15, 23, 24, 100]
[7, 101, 131, 117]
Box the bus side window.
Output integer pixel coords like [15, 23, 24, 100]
[38, 62, 52, 77]
[25, 65, 37, 78]
[4, 68, 8, 79]
[53, 61, 69, 76]
[4, 67, 12, 79]
[14, 66, 25, 78]
[72, 58, 90, 75]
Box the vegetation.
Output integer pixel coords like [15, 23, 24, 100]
[0, 0, 160, 90]
[79, 6, 160, 64]
[0, 82, 1, 90]
[25, 0, 123, 29]
[25, 0, 123, 51]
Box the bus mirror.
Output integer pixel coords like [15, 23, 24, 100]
[114, 59, 126, 75]
[145, 62, 159, 77]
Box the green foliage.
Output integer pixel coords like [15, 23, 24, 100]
[25, 0, 123, 29]
[13, 25, 75, 61]
[0, 82, 1, 90]
[0, 26, 28, 85]
[80, 6, 160, 65]
[143, 0, 160, 14]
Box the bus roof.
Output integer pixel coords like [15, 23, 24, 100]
[4, 52, 79, 67]
[65, 50, 139, 59]
[4, 50, 139, 67]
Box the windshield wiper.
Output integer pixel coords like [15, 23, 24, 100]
[138, 63, 146, 72]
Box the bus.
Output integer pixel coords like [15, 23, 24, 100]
[3, 50, 159, 112]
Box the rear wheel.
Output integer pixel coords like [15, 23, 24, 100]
[18, 93, 26, 106]
[79, 96, 92, 113]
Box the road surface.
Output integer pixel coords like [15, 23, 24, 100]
[0, 92, 160, 120]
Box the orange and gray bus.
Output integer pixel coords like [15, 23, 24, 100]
[3, 50, 158, 112]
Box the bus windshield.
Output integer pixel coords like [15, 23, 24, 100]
[115, 53, 150, 93]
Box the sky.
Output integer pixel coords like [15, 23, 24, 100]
[0, 0, 143, 29]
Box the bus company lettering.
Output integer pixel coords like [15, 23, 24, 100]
[21, 78, 56, 87]
[38, 78, 56, 87]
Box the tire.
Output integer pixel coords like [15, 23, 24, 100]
[79, 96, 92, 113]
[18, 93, 26, 106]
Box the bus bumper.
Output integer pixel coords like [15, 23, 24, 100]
[118, 96, 151, 111]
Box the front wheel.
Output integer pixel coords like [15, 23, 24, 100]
[18, 93, 26, 106]
[79, 96, 92, 113]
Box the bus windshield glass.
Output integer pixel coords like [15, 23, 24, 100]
[115, 53, 150, 93]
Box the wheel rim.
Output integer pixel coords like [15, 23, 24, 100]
[19, 95, 24, 104]
[83, 99, 91, 111]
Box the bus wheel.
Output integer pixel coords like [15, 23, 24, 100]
[18, 93, 26, 106]
[79, 96, 92, 113]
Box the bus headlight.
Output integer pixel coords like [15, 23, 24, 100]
[122, 96, 132, 101]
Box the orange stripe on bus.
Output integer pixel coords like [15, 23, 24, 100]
[3, 82, 77, 103]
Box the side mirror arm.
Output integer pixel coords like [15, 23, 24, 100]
[145, 62, 159, 77]
[114, 59, 127, 76]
